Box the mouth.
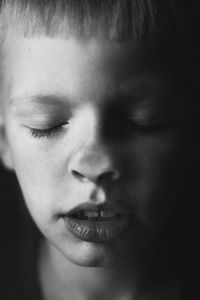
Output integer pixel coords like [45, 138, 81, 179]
[62, 209, 132, 243]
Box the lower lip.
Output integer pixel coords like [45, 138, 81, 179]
[63, 214, 132, 242]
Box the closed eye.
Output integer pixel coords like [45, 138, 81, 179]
[28, 122, 69, 139]
[128, 119, 175, 134]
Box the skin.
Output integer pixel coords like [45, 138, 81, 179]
[0, 36, 188, 299]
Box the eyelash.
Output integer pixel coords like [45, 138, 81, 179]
[129, 121, 173, 134]
[29, 123, 68, 139]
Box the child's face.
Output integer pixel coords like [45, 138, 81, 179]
[1, 36, 187, 267]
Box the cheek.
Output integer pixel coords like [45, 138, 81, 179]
[125, 134, 180, 185]
[124, 136, 184, 223]
[5, 126, 88, 224]
[5, 126, 65, 214]
[12, 149, 57, 220]
[12, 146, 56, 193]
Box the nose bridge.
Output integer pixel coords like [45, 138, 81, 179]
[68, 106, 119, 183]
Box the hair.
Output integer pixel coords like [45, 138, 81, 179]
[0, 0, 197, 42]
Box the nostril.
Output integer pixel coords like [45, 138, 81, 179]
[98, 170, 120, 184]
[71, 170, 87, 182]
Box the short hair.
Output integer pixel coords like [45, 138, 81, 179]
[0, 0, 197, 42]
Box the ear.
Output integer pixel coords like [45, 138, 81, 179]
[0, 119, 14, 170]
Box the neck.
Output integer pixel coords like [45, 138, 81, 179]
[38, 238, 181, 300]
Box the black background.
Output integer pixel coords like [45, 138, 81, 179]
[0, 164, 38, 243]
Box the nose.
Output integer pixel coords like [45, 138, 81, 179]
[67, 105, 121, 185]
[68, 145, 120, 185]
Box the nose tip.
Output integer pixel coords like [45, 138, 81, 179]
[68, 152, 120, 184]
[71, 169, 120, 184]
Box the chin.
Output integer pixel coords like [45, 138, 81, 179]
[48, 224, 151, 268]
[60, 238, 138, 268]
[63, 242, 115, 267]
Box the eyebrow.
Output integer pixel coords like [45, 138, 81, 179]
[9, 94, 72, 107]
[8, 94, 78, 119]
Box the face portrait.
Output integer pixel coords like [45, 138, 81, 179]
[0, 36, 188, 268]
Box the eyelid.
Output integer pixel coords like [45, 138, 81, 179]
[27, 121, 70, 139]
[129, 108, 176, 125]
[128, 112, 177, 134]
[129, 115, 167, 126]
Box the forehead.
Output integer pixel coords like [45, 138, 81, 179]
[2, 36, 176, 109]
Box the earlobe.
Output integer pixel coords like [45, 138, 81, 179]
[0, 123, 14, 170]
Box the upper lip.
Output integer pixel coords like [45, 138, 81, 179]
[60, 203, 123, 217]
